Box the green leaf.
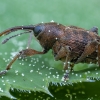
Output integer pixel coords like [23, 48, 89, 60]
[0, 37, 100, 99]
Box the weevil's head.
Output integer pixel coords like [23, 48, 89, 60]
[33, 22, 64, 51]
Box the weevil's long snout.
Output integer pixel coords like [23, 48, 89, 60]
[0, 25, 35, 36]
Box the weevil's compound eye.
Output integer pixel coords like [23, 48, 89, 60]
[33, 25, 44, 37]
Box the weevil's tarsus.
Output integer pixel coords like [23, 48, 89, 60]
[0, 70, 7, 76]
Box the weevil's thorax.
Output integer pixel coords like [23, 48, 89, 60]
[37, 22, 65, 51]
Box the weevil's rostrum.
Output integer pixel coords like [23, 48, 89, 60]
[0, 22, 100, 79]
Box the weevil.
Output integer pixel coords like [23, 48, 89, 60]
[0, 22, 100, 80]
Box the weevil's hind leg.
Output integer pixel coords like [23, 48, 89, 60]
[76, 40, 98, 63]
[97, 44, 100, 66]
[0, 49, 44, 76]
[63, 46, 72, 80]
[54, 45, 72, 80]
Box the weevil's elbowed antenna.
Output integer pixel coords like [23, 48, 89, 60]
[0, 25, 36, 44]
[0, 25, 35, 36]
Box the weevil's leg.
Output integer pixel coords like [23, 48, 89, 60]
[63, 46, 72, 70]
[63, 46, 72, 80]
[26, 32, 33, 49]
[6, 54, 21, 70]
[55, 45, 72, 70]
[0, 54, 21, 76]
[97, 44, 100, 66]
[0, 49, 44, 76]
[54, 45, 72, 80]
[6, 49, 44, 70]
[90, 27, 98, 34]
[76, 40, 98, 63]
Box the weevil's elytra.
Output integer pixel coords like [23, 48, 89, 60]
[0, 22, 100, 80]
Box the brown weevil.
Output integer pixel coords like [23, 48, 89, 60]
[0, 22, 100, 80]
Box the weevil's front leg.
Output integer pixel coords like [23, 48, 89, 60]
[0, 49, 44, 76]
[76, 40, 99, 64]
[27, 32, 33, 49]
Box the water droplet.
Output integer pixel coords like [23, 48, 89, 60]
[33, 65, 35, 66]
[0, 88, 3, 92]
[55, 37, 58, 40]
[38, 68, 40, 70]
[53, 75, 56, 78]
[88, 71, 90, 73]
[21, 73, 24, 76]
[96, 72, 98, 75]
[39, 72, 42, 75]
[56, 72, 58, 74]
[49, 67, 54, 70]
[57, 23, 59, 25]
[80, 75, 82, 77]
[48, 76, 50, 78]
[13, 80, 15, 82]
[48, 30, 50, 32]
[42, 86, 44, 88]
[87, 31, 89, 33]
[30, 70, 33, 73]
[51, 20, 54, 22]
[19, 63, 22, 65]
[3, 84, 5, 85]
[2, 80, 4, 82]
[6, 79, 9, 82]
[29, 64, 31, 66]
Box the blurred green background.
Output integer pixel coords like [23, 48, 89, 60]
[0, 0, 100, 100]
[0, 0, 100, 30]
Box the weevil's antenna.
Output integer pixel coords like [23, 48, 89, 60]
[2, 30, 32, 44]
[0, 25, 35, 36]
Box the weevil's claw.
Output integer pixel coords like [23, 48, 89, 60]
[61, 70, 69, 81]
[0, 70, 7, 76]
[64, 70, 69, 81]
